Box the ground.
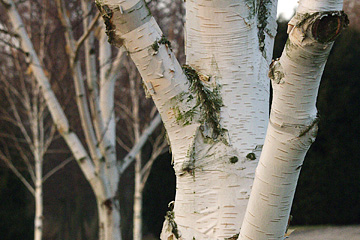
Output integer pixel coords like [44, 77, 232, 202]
[289, 225, 360, 240]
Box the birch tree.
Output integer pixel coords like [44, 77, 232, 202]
[0, 50, 71, 240]
[120, 59, 168, 240]
[1, 0, 164, 239]
[95, 0, 349, 239]
[0, 12, 72, 239]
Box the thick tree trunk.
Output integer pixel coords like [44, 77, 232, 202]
[96, 195, 122, 240]
[95, 0, 274, 239]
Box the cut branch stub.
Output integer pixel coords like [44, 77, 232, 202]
[268, 58, 284, 84]
[311, 11, 349, 43]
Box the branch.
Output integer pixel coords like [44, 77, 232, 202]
[116, 136, 132, 153]
[4, 0, 97, 183]
[3, 81, 34, 151]
[118, 113, 162, 174]
[0, 150, 35, 196]
[56, 0, 101, 163]
[42, 156, 74, 183]
[140, 129, 168, 191]
[74, 12, 100, 61]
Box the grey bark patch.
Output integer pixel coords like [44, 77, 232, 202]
[165, 209, 181, 239]
[298, 116, 320, 137]
[225, 233, 239, 240]
[256, 0, 271, 57]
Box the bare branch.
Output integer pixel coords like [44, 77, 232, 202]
[116, 136, 131, 153]
[0, 150, 35, 196]
[74, 12, 100, 61]
[118, 114, 162, 174]
[140, 128, 168, 190]
[42, 156, 74, 183]
[3, 81, 34, 151]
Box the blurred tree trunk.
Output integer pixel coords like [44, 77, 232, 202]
[1, 0, 164, 239]
[95, 0, 348, 239]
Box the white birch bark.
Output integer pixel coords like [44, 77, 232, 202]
[95, 0, 275, 238]
[129, 73, 143, 240]
[168, 1, 276, 239]
[34, 147, 43, 240]
[239, 1, 347, 239]
[32, 85, 44, 240]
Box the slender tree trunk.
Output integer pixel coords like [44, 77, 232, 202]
[133, 155, 142, 240]
[239, 1, 347, 239]
[33, 82, 43, 240]
[130, 71, 143, 240]
[34, 154, 43, 240]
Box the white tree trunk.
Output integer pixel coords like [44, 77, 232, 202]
[34, 153, 43, 240]
[239, 1, 346, 239]
[96, 197, 122, 240]
[95, 0, 274, 238]
[96, 0, 348, 239]
[129, 71, 143, 240]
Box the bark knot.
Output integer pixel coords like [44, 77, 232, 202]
[268, 58, 284, 84]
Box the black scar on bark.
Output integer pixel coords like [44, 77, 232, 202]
[103, 199, 113, 214]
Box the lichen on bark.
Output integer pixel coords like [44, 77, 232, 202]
[163, 201, 181, 239]
[151, 35, 172, 54]
[256, 0, 271, 56]
[181, 65, 224, 139]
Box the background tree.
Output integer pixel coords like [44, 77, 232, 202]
[0, 11, 70, 239]
[1, 0, 165, 239]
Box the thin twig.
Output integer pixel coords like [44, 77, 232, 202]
[74, 12, 100, 61]
[42, 156, 74, 183]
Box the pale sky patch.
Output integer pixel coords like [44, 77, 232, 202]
[277, 0, 299, 19]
